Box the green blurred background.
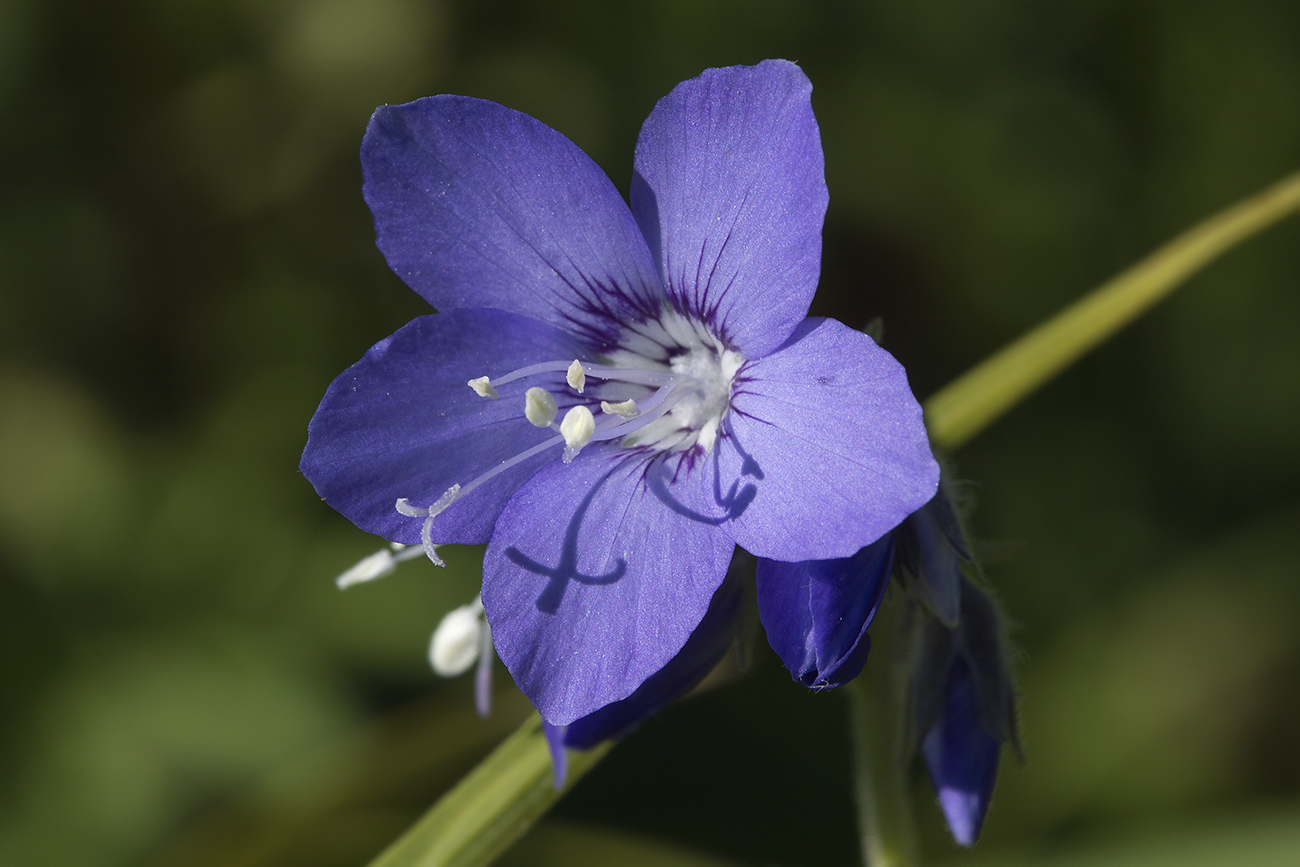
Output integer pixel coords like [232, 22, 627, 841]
[2, 1, 1298, 865]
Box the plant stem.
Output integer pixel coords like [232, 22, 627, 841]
[848, 594, 919, 867]
[925, 169, 1300, 451]
[366, 714, 610, 867]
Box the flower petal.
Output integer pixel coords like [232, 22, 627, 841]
[687, 317, 938, 560]
[630, 60, 828, 357]
[301, 308, 588, 545]
[757, 534, 893, 689]
[563, 557, 747, 749]
[483, 451, 736, 725]
[363, 95, 664, 345]
[753, 559, 816, 682]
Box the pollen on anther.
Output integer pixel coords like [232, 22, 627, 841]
[468, 376, 499, 399]
[601, 399, 640, 418]
[566, 360, 587, 393]
[524, 387, 558, 427]
[559, 405, 595, 462]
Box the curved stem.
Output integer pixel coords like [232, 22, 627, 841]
[925, 169, 1300, 451]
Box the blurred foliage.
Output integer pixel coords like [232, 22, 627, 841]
[1, 1, 1297, 865]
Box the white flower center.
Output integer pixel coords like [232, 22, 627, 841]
[601, 309, 744, 453]
[395, 307, 744, 563]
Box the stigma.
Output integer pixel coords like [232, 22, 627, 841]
[401, 308, 744, 564]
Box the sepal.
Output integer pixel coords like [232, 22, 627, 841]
[894, 482, 969, 627]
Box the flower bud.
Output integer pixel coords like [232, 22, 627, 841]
[755, 533, 894, 690]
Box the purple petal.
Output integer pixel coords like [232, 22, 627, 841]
[541, 720, 570, 789]
[922, 657, 1002, 847]
[563, 556, 747, 749]
[756, 534, 894, 689]
[363, 96, 664, 345]
[630, 60, 827, 357]
[300, 308, 588, 545]
[687, 317, 938, 560]
[482, 451, 736, 725]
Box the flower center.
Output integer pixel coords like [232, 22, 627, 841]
[397, 308, 744, 563]
[602, 310, 744, 453]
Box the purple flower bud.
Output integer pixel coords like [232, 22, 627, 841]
[755, 534, 894, 690]
[921, 655, 1002, 846]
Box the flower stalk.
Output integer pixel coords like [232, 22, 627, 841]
[848, 593, 920, 867]
[367, 714, 610, 867]
[363, 167, 1300, 867]
[925, 168, 1300, 452]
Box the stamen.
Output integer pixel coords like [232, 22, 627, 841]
[601, 398, 640, 418]
[485, 360, 674, 390]
[429, 597, 485, 676]
[590, 383, 691, 444]
[475, 617, 494, 718]
[334, 542, 428, 589]
[468, 376, 499, 399]
[335, 549, 397, 589]
[560, 405, 595, 462]
[391, 542, 427, 563]
[524, 387, 558, 427]
[567, 359, 587, 393]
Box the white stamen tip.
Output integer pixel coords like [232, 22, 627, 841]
[468, 376, 499, 399]
[335, 549, 396, 589]
[566, 360, 587, 393]
[524, 387, 558, 427]
[429, 599, 485, 676]
[559, 405, 595, 462]
[600, 398, 640, 418]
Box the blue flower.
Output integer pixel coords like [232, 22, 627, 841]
[301, 60, 939, 726]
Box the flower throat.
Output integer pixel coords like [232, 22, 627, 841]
[397, 309, 744, 564]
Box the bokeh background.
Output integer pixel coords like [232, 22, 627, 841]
[2, 1, 1299, 865]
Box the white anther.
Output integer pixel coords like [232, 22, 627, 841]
[600, 399, 640, 418]
[567, 360, 586, 393]
[335, 542, 426, 589]
[524, 387, 558, 427]
[559, 405, 595, 462]
[335, 549, 396, 588]
[468, 376, 499, 399]
[429, 598, 485, 676]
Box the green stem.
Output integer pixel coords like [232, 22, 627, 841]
[366, 714, 610, 867]
[848, 594, 918, 867]
[925, 169, 1300, 451]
